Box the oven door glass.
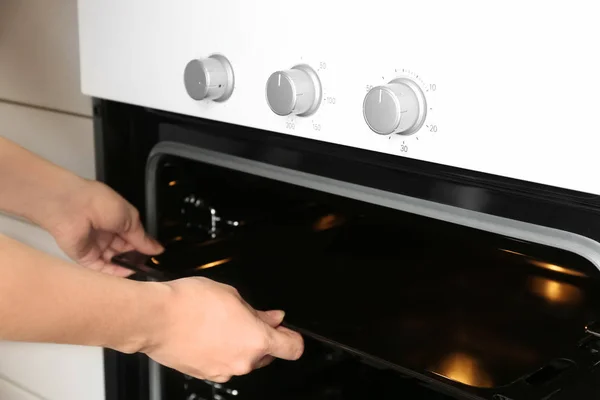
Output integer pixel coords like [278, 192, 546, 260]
[129, 154, 600, 398]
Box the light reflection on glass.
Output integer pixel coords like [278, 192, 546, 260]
[528, 276, 583, 305]
[168, 180, 177, 187]
[528, 260, 587, 278]
[431, 352, 493, 388]
[196, 258, 232, 270]
[500, 249, 526, 257]
[500, 249, 587, 278]
[313, 214, 344, 232]
[150, 257, 160, 265]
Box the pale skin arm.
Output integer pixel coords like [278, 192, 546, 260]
[0, 234, 303, 382]
[0, 137, 304, 382]
[0, 136, 86, 229]
[0, 233, 162, 353]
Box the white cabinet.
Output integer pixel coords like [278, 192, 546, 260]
[0, 378, 43, 400]
[0, 0, 92, 116]
[0, 339, 104, 400]
[0, 102, 95, 179]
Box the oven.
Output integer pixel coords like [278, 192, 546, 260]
[77, 1, 600, 399]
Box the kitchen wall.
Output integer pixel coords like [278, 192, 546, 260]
[0, 1, 105, 400]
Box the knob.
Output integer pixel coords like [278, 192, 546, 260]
[184, 54, 234, 102]
[265, 64, 322, 116]
[363, 78, 427, 135]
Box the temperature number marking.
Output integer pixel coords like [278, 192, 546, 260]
[285, 122, 295, 130]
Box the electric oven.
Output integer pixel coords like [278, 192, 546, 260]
[77, 1, 600, 399]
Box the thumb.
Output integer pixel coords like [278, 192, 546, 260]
[253, 355, 275, 369]
[266, 326, 304, 361]
[257, 310, 285, 328]
[121, 214, 164, 256]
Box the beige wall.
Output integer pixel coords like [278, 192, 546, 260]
[0, 1, 104, 399]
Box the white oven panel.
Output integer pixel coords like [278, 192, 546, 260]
[78, 0, 600, 195]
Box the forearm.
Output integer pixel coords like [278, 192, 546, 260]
[0, 234, 167, 353]
[0, 137, 87, 229]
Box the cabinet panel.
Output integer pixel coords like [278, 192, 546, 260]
[0, 378, 43, 400]
[0, 0, 91, 116]
[0, 102, 94, 179]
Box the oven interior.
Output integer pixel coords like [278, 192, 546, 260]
[145, 154, 600, 399]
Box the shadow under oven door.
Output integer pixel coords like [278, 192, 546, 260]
[119, 142, 600, 400]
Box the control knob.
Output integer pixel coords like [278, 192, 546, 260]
[183, 54, 235, 102]
[363, 78, 427, 135]
[265, 64, 322, 116]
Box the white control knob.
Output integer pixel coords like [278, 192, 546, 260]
[184, 54, 234, 102]
[363, 78, 427, 135]
[265, 64, 322, 116]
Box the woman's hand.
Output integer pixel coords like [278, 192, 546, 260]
[0, 234, 304, 381]
[143, 277, 304, 382]
[0, 138, 162, 275]
[48, 180, 163, 276]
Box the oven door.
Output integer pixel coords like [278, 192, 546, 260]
[114, 134, 600, 400]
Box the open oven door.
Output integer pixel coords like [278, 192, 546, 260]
[111, 142, 600, 400]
